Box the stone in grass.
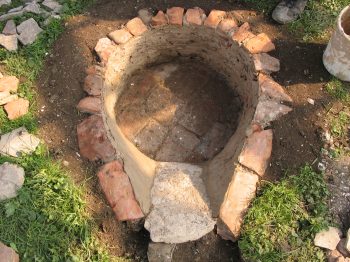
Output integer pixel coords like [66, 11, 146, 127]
[0, 76, 19, 92]
[314, 227, 342, 250]
[238, 129, 273, 176]
[76, 96, 101, 114]
[0, 162, 25, 201]
[42, 0, 62, 13]
[2, 20, 17, 35]
[0, 127, 40, 157]
[0, 241, 19, 262]
[97, 160, 144, 221]
[0, 0, 11, 8]
[8, 5, 23, 13]
[148, 242, 176, 262]
[145, 162, 215, 243]
[0, 91, 17, 105]
[0, 34, 17, 52]
[4, 98, 29, 120]
[23, 2, 41, 14]
[0, 11, 24, 22]
[77, 115, 115, 162]
[17, 18, 43, 45]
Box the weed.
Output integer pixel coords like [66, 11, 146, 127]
[239, 165, 330, 262]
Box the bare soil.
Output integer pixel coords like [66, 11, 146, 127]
[35, 0, 335, 261]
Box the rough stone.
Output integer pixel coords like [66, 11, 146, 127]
[83, 74, 103, 96]
[144, 162, 215, 243]
[259, 74, 293, 102]
[148, 242, 176, 262]
[0, 76, 19, 92]
[217, 18, 238, 35]
[232, 22, 255, 43]
[2, 20, 16, 35]
[239, 129, 273, 176]
[108, 28, 132, 44]
[23, 2, 41, 14]
[219, 164, 259, 241]
[42, 0, 62, 13]
[94, 37, 116, 64]
[183, 8, 203, 26]
[167, 7, 184, 25]
[0, 34, 17, 51]
[17, 18, 43, 45]
[253, 53, 280, 73]
[126, 17, 148, 36]
[76, 96, 101, 114]
[0, 127, 40, 157]
[0, 162, 25, 201]
[151, 10, 168, 27]
[4, 98, 29, 120]
[138, 8, 152, 25]
[0, 92, 17, 105]
[97, 161, 144, 221]
[0, 242, 19, 262]
[0, 0, 10, 8]
[0, 11, 24, 22]
[346, 229, 350, 253]
[314, 227, 342, 250]
[77, 115, 115, 162]
[254, 99, 292, 127]
[204, 10, 226, 29]
[244, 33, 276, 54]
[8, 5, 22, 13]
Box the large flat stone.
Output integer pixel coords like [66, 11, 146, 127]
[17, 18, 42, 45]
[259, 74, 292, 102]
[144, 162, 215, 243]
[219, 164, 259, 241]
[4, 98, 29, 120]
[254, 98, 292, 127]
[42, 0, 62, 13]
[0, 76, 19, 92]
[253, 53, 280, 73]
[0, 127, 40, 157]
[0, 0, 10, 8]
[314, 227, 342, 250]
[0, 162, 25, 201]
[2, 20, 17, 35]
[97, 160, 144, 221]
[238, 129, 273, 176]
[0, 91, 17, 105]
[0, 11, 24, 22]
[77, 115, 115, 162]
[23, 2, 41, 14]
[0, 34, 17, 52]
[0, 242, 19, 262]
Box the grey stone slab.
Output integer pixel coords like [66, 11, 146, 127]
[23, 2, 41, 14]
[42, 0, 62, 13]
[2, 20, 16, 35]
[0, 127, 40, 157]
[8, 5, 23, 13]
[0, 11, 24, 22]
[17, 18, 42, 45]
[0, 0, 11, 8]
[144, 162, 215, 243]
[0, 34, 17, 51]
[0, 162, 25, 201]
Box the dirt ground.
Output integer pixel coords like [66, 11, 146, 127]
[35, 0, 334, 261]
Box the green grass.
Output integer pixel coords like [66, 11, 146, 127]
[239, 165, 330, 262]
[240, 0, 349, 42]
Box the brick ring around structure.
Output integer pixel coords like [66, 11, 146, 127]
[76, 7, 293, 244]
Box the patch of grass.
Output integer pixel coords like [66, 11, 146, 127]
[239, 165, 330, 262]
[0, 146, 113, 261]
[237, 0, 280, 13]
[326, 78, 350, 102]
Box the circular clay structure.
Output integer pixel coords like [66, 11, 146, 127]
[77, 7, 293, 245]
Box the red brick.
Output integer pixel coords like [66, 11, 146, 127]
[259, 74, 292, 102]
[0, 76, 19, 92]
[0, 242, 19, 262]
[184, 8, 203, 25]
[253, 53, 280, 73]
[219, 165, 259, 240]
[167, 7, 184, 25]
[126, 17, 148, 36]
[204, 10, 226, 29]
[94, 37, 116, 64]
[238, 129, 273, 176]
[151, 10, 168, 27]
[77, 96, 101, 114]
[77, 115, 115, 162]
[97, 161, 144, 221]
[4, 98, 29, 120]
[232, 22, 255, 43]
[244, 33, 276, 54]
[217, 18, 238, 34]
[84, 74, 103, 96]
[108, 28, 132, 44]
